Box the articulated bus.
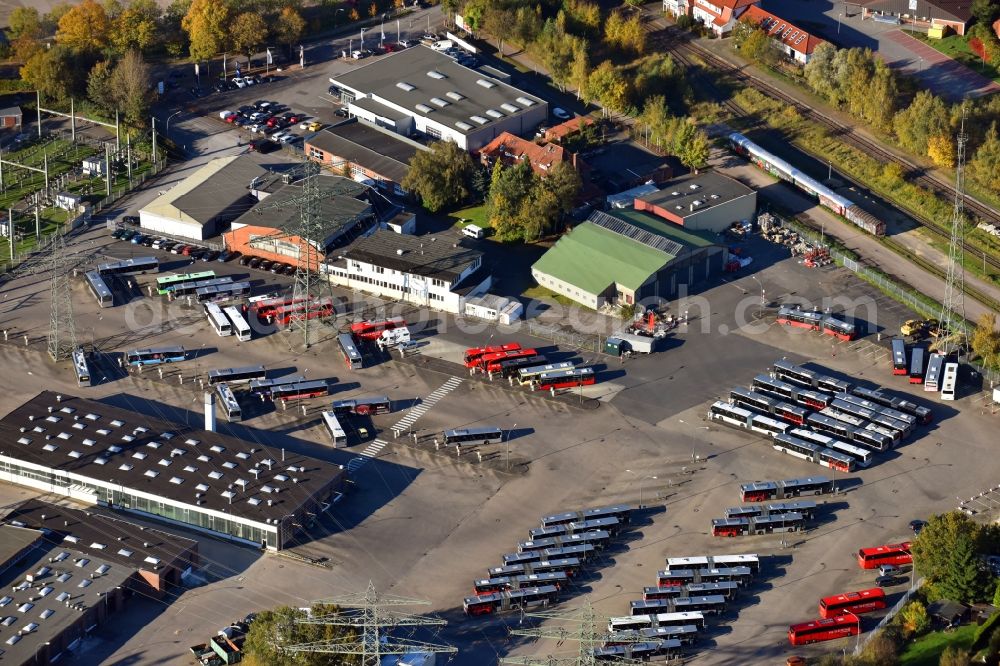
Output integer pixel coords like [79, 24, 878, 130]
[97, 256, 158, 276]
[891, 339, 908, 375]
[819, 588, 887, 618]
[867, 413, 908, 442]
[815, 374, 852, 395]
[541, 505, 633, 529]
[529, 517, 621, 539]
[725, 500, 818, 522]
[909, 347, 926, 385]
[270, 299, 334, 327]
[208, 365, 266, 385]
[776, 306, 823, 332]
[472, 571, 569, 595]
[196, 281, 251, 304]
[222, 305, 252, 341]
[817, 448, 854, 473]
[516, 361, 576, 385]
[774, 401, 809, 425]
[247, 375, 304, 395]
[752, 374, 796, 402]
[605, 625, 700, 646]
[477, 348, 538, 374]
[72, 348, 91, 387]
[350, 317, 406, 341]
[630, 596, 727, 617]
[330, 396, 392, 416]
[488, 558, 582, 579]
[773, 359, 819, 388]
[924, 353, 945, 392]
[852, 426, 893, 453]
[708, 401, 753, 429]
[749, 414, 790, 438]
[204, 302, 232, 336]
[322, 411, 348, 448]
[771, 433, 823, 464]
[607, 612, 707, 633]
[166, 276, 233, 297]
[518, 530, 611, 554]
[250, 295, 306, 319]
[156, 271, 216, 295]
[821, 315, 857, 341]
[534, 367, 595, 391]
[740, 481, 779, 503]
[850, 385, 933, 424]
[790, 428, 873, 467]
[85, 271, 114, 307]
[788, 613, 860, 646]
[796, 388, 834, 410]
[464, 343, 522, 367]
[749, 512, 806, 535]
[443, 427, 504, 447]
[463, 585, 559, 615]
[337, 333, 363, 370]
[857, 542, 912, 569]
[496, 355, 546, 379]
[665, 554, 760, 574]
[864, 422, 899, 448]
[125, 346, 186, 367]
[820, 407, 866, 429]
[837, 394, 914, 429]
[593, 640, 682, 662]
[807, 413, 858, 444]
[941, 362, 959, 401]
[830, 398, 877, 422]
[739, 477, 833, 503]
[270, 380, 330, 401]
[215, 383, 242, 422]
[712, 517, 750, 537]
[729, 387, 778, 415]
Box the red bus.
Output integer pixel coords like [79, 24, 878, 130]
[272, 300, 334, 327]
[350, 317, 406, 341]
[773, 401, 808, 425]
[822, 315, 857, 341]
[776, 306, 823, 332]
[857, 542, 912, 569]
[464, 343, 521, 367]
[477, 348, 537, 373]
[819, 588, 887, 618]
[788, 613, 860, 646]
[535, 367, 596, 391]
[251, 296, 307, 320]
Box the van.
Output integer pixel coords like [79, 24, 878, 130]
[462, 224, 484, 239]
[875, 575, 904, 588]
[878, 564, 900, 576]
[431, 40, 453, 51]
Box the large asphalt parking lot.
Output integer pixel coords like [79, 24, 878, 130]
[0, 222, 995, 665]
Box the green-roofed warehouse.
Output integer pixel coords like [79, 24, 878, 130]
[531, 208, 728, 308]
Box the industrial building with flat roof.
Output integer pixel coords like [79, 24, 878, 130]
[531, 208, 728, 308]
[633, 172, 757, 233]
[330, 46, 547, 150]
[0, 392, 345, 551]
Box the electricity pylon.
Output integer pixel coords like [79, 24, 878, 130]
[282, 581, 457, 666]
[501, 601, 646, 666]
[938, 105, 969, 358]
[46, 232, 77, 361]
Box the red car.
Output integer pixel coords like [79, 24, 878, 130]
[287, 114, 302, 123]
[224, 113, 238, 123]
[180, 245, 194, 256]
[266, 116, 280, 128]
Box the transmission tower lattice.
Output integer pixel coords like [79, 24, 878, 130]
[939, 105, 969, 358]
[249, 161, 336, 350]
[46, 233, 78, 361]
[500, 601, 646, 666]
[282, 580, 457, 666]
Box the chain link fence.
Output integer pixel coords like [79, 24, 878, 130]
[853, 577, 925, 656]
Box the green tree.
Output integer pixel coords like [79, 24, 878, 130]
[939, 534, 990, 603]
[893, 90, 951, 155]
[860, 631, 898, 665]
[993, 578, 1000, 608]
[241, 604, 360, 666]
[900, 599, 930, 636]
[20, 47, 74, 100]
[562, 0, 601, 37]
[462, 0, 486, 33]
[182, 0, 230, 60]
[532, 20, 578, 92]
[928, 133, 956, 167]
[677, 126, 711, 172]
[401, 140, 477, 213]
[113, 5, 158, 53]
[734, 19, 773, 64]
[570, 45, 590, 101]
[970, 122, 1000, 194]
[42, 3, 75, 35]
[229, 12, 267, 56]
[913, 511, 988, 590]
[275, 7, 305, 51]
[971, 313, 1000, 369]
[488, 161, 534, 239]
[971, 0, 1000, 25]
[11, 35, 43, 63]
[804, 42, 838, 102]
[163, 0, 192, 56]
[87, 60, 117, 111]
[940, 646, 972, 666]
[111, 49, 152, 127]
[483, 7, 514, 56]
[587, 61, 629, 115]
[542, 161, 582, 216]
[56, 0, 111, 51]
[861, 60, 898, 132]
[8, 7, 42, 40]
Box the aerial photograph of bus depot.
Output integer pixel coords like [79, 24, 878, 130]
[3, 0, 1000, 664]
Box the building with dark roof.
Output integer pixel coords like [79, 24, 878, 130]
[633, 172, 757, 233]
[859, 0, 971, 34]
[739, 6, 826, 64]
[3, 499, 199, 597]
[586, 142, 674, 193]
[224, 174, 376, 270]
[304, 119, 428, 196]
[328, 230, 491, 313]
[0, 392, 345, 551]
[0, 523, 131, 666]
[531, 208, 728, 308]
[330, 46, 547, 150]
[0, 106, 22, 129]
[139, 156, 267, 240]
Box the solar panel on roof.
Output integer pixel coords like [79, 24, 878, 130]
[589, 211, 684, 255]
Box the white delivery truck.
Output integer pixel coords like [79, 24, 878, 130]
[377, 326, 411, 349]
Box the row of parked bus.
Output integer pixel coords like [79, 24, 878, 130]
[321, 396, 394, 448]
[201, 365, 333, 422]
[463, 504, 633, 616]
[775, 306, 857, 341]
[890, 340, 958, 401]
[788, 584, 897, 645]
[711, 499, 818, 537]
[84, 257, 162, 308]
[156, 270, 252, 304]
[463, 343, 597, 392]
[604, 553, 763, 657]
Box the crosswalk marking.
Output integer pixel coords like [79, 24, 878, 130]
[346, 438, 388, 473]
[392, 376, 463, 432]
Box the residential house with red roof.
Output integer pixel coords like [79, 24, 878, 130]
[740, 6, 827, 64]
[479, 131, 574, 177]
[664, 0, 760, 35]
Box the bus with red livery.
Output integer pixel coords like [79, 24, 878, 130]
[534, 367, 595, 391]
[777, 306, 823, 331]
[822, 315, 857, 341]
[788, 613, 860, 646]
[857, 542, 912, 569]
[891, 339, 908, 375]
[477, 348, 538, 373]
[464, 343, 521, 367]
[819, 588, 887, 618]
[350, 317, 406, 341]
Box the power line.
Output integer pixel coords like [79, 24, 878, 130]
[282, 580, 457, 665]
[939, 103, 969, 358]
[47, 232, 77, 361]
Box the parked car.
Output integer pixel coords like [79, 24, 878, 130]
[334, 108, 349, 118]
[270, 131, 290, 143]
[552, 107, 571, 120]
[170, 243, 185, 254]
[257, 260, 273, 271]
[232, 77, 247, 88]
[244, 76, 256, 86]
[130, 234, 145, 244]
[141, 236, 156, 247]
[239, 255, 254, 266]
[159, 241, 177, 252]
[279, 133, 297, 144]
[257, 101, 274, 112]
[219, 110, 235, 120]
[909, 519, 927, 534]
[247, 257, 263, 268]
[201, 250, 220, 262]
[249, 139, 277, 153]
[269, 262, 288, 274]
[282, 264, 297, 276]
[875, 576, 905, 588]
[122, 215, 139, 225]
[287, 114, 302, 123]
[111, 229, 127, 239]
[181, 245, 195, 256]
[398, 39, 413, 48]
[218, 250, 238, 262]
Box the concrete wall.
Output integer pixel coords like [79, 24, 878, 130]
[530, 267, 603, 309]
[139, 212, 207, 241]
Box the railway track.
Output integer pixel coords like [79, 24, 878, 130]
[642, 17, 1000, 278]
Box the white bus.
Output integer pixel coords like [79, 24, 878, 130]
[924, 353, 945, 392]
[72, 348, 91, 387]
[205, 302, 232, 337]
[790, 428, 873, 467]
[322, 411, 348, 448]
[941, 362, 958, 401]
[85, 270, 114, 308]
[223, 305, 252, 341]
[215, 383, 242, 422]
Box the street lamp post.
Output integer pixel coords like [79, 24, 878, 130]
[165, 110, 183, 134]
[838, 12, 842, 33]
[625, 469, 657, 508]
[505, 423, 517, 470]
